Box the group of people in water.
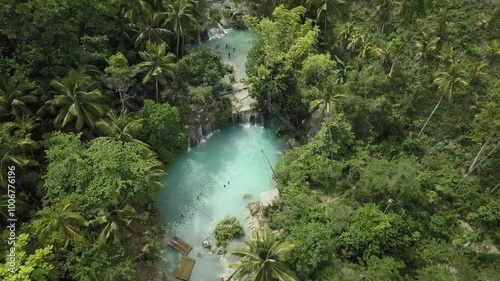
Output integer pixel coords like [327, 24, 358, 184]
[195, 181, 230, 204]
[215, 44, 236, 58]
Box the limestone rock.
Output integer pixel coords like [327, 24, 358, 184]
[202, 239, 212, 249]
[217, 247, 227, 255]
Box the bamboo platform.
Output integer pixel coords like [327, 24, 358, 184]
[175, 256, 196, 281]
[169, 236, 193, 256]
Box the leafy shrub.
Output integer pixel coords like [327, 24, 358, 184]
[214, 216, 244, 246]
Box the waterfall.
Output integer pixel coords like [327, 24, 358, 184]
[187, 136, 191, 151]
[239, 111, 251, 125]
[207, 23, 226, 40]
[197, 125, 204, 144]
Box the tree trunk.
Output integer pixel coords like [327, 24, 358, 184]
[325, 103, 334, 160]
[119, 90, 125, 111]
[389, 56, 398, 77]
[468, 138, 491, 173]
[155, 76, 159, 103]
[490, 182, 500, 194]
[455, 140, 500, 190]
[417, 95, 443, 137]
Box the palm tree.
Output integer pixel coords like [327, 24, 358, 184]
[0, 75, 37, 120]
[230, 227, 297, 281]
[37, 203, 88, 246]
[128, 12, 172, 49]
[96, 110, 150, 148]
[333, 56, 352, 84]
[415, 33, 440, 60]
[121, 0, 153, 22]
[44, 68, 108, 132]
[309, 80, 345, 159]
[142, 149, 165, 191]
[91, 195, 147, 245]
[418, 64, 469, 137]
[371, 0, 394, 32]
[0, 122, 38, 188]
[306, 0, 346, 34]
[483, 39, 500, 65]
[137, 42, 176, 102]
[161, 0, 198, 58]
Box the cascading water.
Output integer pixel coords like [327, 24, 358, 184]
[197, 125, 204, 144]
[207, 23, 227, 40]
[239, 111, 251, 125]
[187, 136, 191, 151]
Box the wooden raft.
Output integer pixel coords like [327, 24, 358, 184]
[169, 236, 193, 256]
[175, 256, 196, 281]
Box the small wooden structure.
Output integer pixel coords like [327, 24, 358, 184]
[175, 256, 196, 280]
[169, 236, 193, 256]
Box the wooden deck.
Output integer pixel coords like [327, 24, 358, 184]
[175, 256, 196, 281]
[169, 236, 193, 256]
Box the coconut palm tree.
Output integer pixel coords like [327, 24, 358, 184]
[97, 110, 149, 148]
[142, 148, 165, 191]
[128, 12, 172, 49]
[137, 42, 176, 102]
[418, 64, 469, 137]
[0, 75, 37, 120]
[371, 0, 394, 32]
[37, 203, 88, 246]
[306, 0, 346, 34]
[308, 79, 345, 159]
[483, 39, 500, 66]
[44, 68, 108, 132]
[230, 227, 297, 281]
[161, 0, 198, 58]
[0, 122, 38, 188]
[91, 195, 147, 245]
[121, 0, 153, 22]
[415, 33, 440, 60]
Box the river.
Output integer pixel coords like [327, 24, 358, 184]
[156, 30, 288, 281]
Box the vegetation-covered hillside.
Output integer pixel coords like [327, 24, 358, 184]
[234, 0, 500, 280]
[0, 0, 230, 280]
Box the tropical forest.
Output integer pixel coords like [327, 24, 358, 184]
[0, 0, 499, 280]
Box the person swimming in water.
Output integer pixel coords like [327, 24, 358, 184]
[228, 52, 231, 59]
[224, 184, 226, 187]
[228, 180, 230, 184]
[233, 47, 235, 53]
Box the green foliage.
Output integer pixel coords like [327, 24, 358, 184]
[336, 205, 420, 261]
[0, 234, 59, 281]
[214, 216, 244, 246]
[43, 132, 164, 209]
[287, 222, 333, 277]
[66, 243, 135, 281]
[231, 227, 298, 281]
[136, 42, 176, 102]
[138, 99, 185, 163]
[245, 5, 319, 124]
[34, 201, 88, 246]
[44, 67, 108, 132]
[352, 157, 426, 212]
[0, 121, 38, 188]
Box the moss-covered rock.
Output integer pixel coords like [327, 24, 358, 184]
[214, 216, 244, 246]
